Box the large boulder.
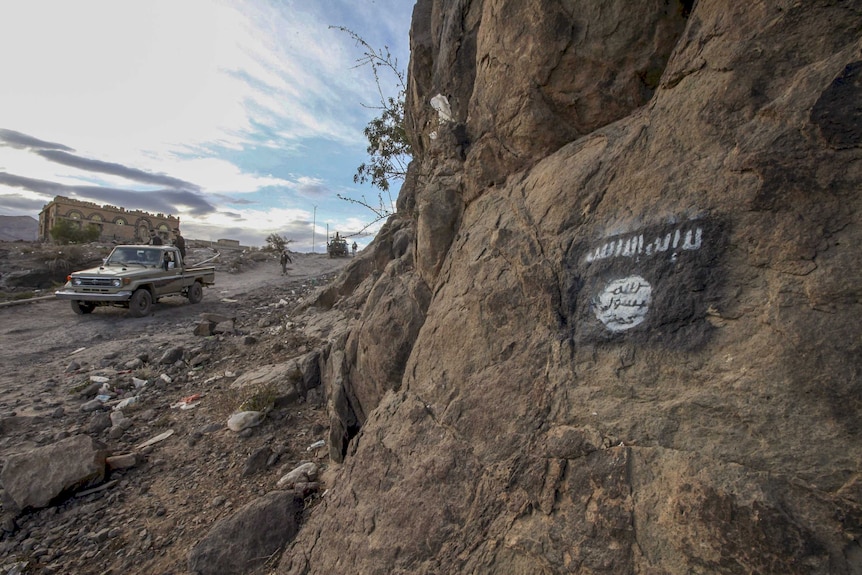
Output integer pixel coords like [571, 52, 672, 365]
[188, 490, 303, 575]
[1, 435, 107, 512]
[282, 0, 862, 573]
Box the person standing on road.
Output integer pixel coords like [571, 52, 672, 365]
[280, 249, 292, 275]
[173, 228, 186, 261]
[352, 241, 358, 257]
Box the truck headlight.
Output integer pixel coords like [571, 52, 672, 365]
[72, 278, 82, 286]
[112, 279, 121, 287]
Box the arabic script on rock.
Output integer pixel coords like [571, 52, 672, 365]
[593, 275, 652, 332]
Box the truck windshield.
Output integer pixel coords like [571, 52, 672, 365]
[107, 247, 160, 266]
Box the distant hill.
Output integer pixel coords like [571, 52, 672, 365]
[0, 215, 38, 242]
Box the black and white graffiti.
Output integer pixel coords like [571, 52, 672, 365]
[566, 218, 725, 349]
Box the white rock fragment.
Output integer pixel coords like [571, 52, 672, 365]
[227, 411, 265, 432]
[276, 462, 318, 488]
[114, 396, 138, 410]
[136, 429, 174, 450]
[430, 93, 453, 123]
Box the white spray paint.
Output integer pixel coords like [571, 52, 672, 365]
[593, 276, 652, 332]
[585, 225, 703, 264]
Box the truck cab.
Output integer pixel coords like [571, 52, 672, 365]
[56, 245, 215, 317]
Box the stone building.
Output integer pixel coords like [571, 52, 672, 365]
[38, 196, 180, 244]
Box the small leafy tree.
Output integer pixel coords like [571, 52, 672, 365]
[264, 233, 291, 253]
[332, 26, 411, 227]
[50, 220, 100, 244]
[83, 224, 101, 243]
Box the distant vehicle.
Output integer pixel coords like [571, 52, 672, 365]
[55, 245, 215, 317]
[327, 235, 349, 258]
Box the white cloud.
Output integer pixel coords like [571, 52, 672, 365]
[153, 156, 288, 195]
[0, 0, 369, 157]
[0, 0, 413, 249]
[204, 205, 308, 229]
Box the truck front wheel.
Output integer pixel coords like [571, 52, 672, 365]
[128, 289, 152, 317]
[71, 300, 95, 315]
[187, 281, 203, 304]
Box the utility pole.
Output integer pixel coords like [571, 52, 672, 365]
[312, 205, 317, 253]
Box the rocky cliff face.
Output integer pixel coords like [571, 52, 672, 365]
[282, 1, 862, 573]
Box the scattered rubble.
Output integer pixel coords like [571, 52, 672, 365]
[0, 249, 350, 573]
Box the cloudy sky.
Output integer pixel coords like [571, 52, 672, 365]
[0, 0, 413, 250]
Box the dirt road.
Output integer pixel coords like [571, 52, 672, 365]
[0, 252, 349, 405]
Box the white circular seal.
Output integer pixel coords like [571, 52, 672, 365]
[593, 276, 652, 332]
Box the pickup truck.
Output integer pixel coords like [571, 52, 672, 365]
[55, 245, 215, 317]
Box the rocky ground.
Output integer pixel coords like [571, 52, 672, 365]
[0, 242, 354, 574]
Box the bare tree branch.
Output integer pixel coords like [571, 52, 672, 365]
[332, 26, 412, 221]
